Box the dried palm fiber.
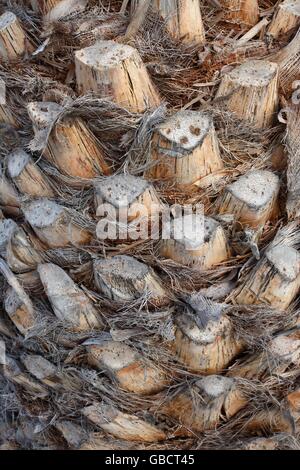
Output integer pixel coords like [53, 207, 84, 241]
[217, 169, 280, 229]
[215, 60, 279, 129]
[219, 0, 259, 27]
[7, 419, 52, 450]
[283, 100, 300, 218]
[57, 366, 191, 448]
[22, 198, 94, 248]
[31, 1, 61, 15]
[173, 293, 244, 374]
[27, 95, 153, 171]
[37, 4, 127, 70]
[28, 161, 96, 215]
[27, 101, 110, 180]
[14, 269, 44, 294]
[0, 442, 20, 450]
[148, 254, 238, 304]
[239, 406, 296, 435]
[270, 26, 300, 93]
[155, 375, 247, 436]
[226, 301, 300, 351]
[141, 6, 242, 102]
[159, 214, 230, 269]
[145, 110, 224, 188]
[0, 68, 69, 133]
[21, 315, 92, 355]
[230, 222, 300, 310]
[129, 19, 205, 107]
[191, 375, 300, 448]
[227, 328, 300, 381]
[0, 257, 34, 317]
[0, 339, 48, 397]
[197, 38, 272, 101]
[3, 1, 42, 43]
[0, 217, 18, 256]
[228, 224, 263, 259]
[286, 388, 300, 430]
[75, 40, 161, 113]
[268, 0, 300, 39]
[0, 121, 21, 157]
[39, 246, 92, 277]
[211, 405, 296, 439]
[0, 311, 16, 339]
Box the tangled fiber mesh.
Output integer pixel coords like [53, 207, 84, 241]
[0, 0, 300, 452]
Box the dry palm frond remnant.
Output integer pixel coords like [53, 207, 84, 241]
[0, 0, 300, 451]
